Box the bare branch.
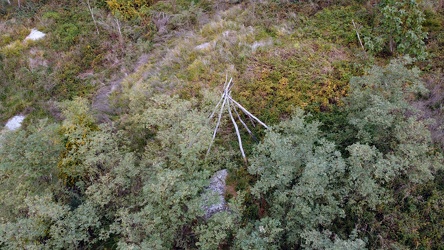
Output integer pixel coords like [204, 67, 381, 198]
[229, 97, 269, 129]
[208, 94, 225, 120]
[352, 19, 365, 52]
[205, 76, 267, 161]
[248, 115, 256, 127]
[115, 17, 123, 41]
[86, 0, 100, 35]
[233, 104, 252, 136]
[227, 99, 247, 162]
[207, 94, 228, 157]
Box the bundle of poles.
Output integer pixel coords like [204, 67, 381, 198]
[207, 77, 269, 162]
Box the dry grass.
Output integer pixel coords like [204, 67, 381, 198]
[117, 0, 367, 126]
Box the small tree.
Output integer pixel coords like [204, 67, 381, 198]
[364, 0, 428, 59]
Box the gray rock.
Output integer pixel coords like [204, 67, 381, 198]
[5, 115, 25, 131]
[25, 29, 45, 41]
[202, 169, 228, 218]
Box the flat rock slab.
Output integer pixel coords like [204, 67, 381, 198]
[203, 169, 228, 218]
[25, 29, 45, 41]
[5, 115, 25, 131]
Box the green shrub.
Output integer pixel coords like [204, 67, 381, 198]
[0, 33, 13, 47]
[42, 10, 61, 20]
[344, 57, 429, 152]
[236, 40, 357, 123]
[57, 97, 98, 187]
[0, 120, 63, 220]
[106, 0, 156, 20]
[364, 0, 428, 59]
[0, 40, 27, 57]
[55, 23, 80, 48]
[304, 5, 370, 46]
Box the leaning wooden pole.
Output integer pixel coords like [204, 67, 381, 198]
[207, 93, 228, 157]
[227, 94, 247, 162]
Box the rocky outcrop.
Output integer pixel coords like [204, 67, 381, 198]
[202, 169, 228, 218]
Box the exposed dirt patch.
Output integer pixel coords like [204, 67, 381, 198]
[92, 79, 121, 123]
[91, 53, 150, 123]
[413, 72, 444, 151]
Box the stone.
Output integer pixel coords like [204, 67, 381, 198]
[5, 115, 25, 131]
[25, 29, 46, 41]
[202, 169, 228, 218]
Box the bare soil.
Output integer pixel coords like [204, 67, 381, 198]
[413, 72, 444, 151]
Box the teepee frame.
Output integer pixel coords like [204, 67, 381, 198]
[207, 76, 269, 162]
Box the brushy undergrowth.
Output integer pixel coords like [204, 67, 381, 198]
[0, 0, 155, 124]
[120, 2, 370, 124]
[1, 0, 444, 249]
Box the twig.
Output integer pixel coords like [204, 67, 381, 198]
[115, 17, 123, 41]
[247, 114, 256, 127]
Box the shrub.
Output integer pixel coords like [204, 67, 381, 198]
[364, 0, 428, 59]
[57, 97, 98, 187]
[236, 40, 356, 123]
[106, 0, 156, 20]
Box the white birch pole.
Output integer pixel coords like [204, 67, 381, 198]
[207, 92, 228, 156]
[86, 0, 100, 35]
[229, 97, 269, 129]
[205, 77, 268, 162]
[227, 98, 246, 162]
[352, 19, 365, 52]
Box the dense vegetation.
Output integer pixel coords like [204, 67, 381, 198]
[1, 0, 444, 249]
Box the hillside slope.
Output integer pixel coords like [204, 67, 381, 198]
[1, 0, 444, 249]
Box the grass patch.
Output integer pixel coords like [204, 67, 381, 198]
[236, 39, 360, 124]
